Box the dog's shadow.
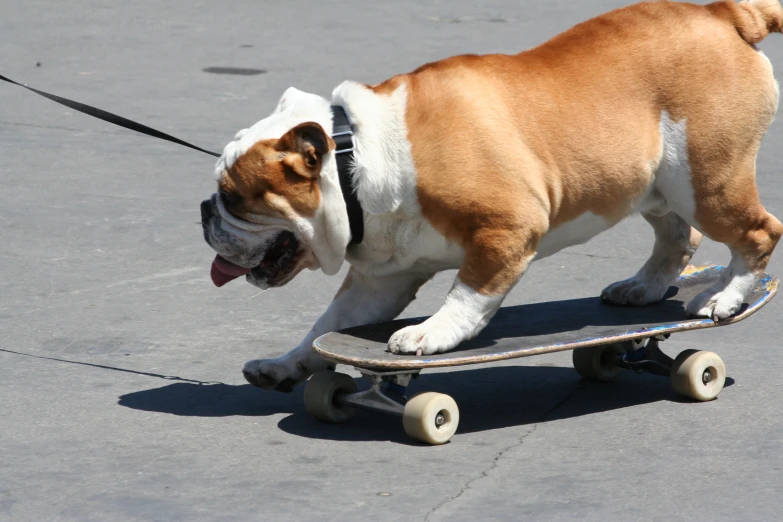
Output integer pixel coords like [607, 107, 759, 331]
[118, 365, 734, 445]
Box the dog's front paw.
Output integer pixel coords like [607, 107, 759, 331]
[387, 322, 461, 356]
[601, 276, 669, 306]
[242, 354, 332, 392]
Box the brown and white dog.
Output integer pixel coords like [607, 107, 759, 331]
[201, 0, 783, 392]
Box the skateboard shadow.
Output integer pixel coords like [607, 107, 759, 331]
[276, 366, 735, 445]
[118, 382, 305, 417]
[118, 366, 733, 444]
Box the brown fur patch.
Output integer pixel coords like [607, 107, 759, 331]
[219, 139, 320, 219]
[370, 0, 781, 293]
[218, 121, 336, 221]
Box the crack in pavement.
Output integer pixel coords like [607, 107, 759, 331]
[424, 381, 586, 521]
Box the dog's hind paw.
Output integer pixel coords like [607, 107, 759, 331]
[686, 288, 744, 321]
[600, 276, 669, 306]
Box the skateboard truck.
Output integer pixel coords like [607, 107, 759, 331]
[615, 336, 717, 386]
[616, 337, 675, 376]
[304, 367, 459, 445]
[333, 369, 419, 417]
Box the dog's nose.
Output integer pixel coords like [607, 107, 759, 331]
[201, 199, 213, 223]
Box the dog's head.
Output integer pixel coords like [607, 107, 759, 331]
[201, 88, 351, 289]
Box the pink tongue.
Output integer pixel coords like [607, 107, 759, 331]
[210, 255, 253, 287]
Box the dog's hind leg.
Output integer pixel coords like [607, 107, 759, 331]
[684, 158, 782, 320]
[601, 211, 702, 306]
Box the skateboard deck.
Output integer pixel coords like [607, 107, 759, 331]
[314, 265, 778, 371]
[306, 265, 777, 444]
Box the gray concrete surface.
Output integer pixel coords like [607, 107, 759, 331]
[2, 0, 783, 520]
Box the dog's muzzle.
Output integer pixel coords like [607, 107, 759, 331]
[200, 196, 303, 288]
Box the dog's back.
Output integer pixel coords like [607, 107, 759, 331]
[380, 0, 782, 232]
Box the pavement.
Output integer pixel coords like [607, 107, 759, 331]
[2, 0, 783, 520]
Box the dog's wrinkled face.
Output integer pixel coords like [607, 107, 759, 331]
[201, 90, 344, 289]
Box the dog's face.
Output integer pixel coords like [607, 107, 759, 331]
[201, 88, 350, 289]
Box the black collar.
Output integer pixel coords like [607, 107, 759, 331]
[330, 105, 364, 246]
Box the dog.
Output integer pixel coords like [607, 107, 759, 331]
[201, 0, 783, 392]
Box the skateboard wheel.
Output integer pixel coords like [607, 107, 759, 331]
[670, 350, 726, 401]
[402, 392, 459, 445]
[303, 371, 359, 423]
[572, 343, 625, 382]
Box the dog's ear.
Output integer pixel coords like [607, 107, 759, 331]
[277, 122, 336, 179]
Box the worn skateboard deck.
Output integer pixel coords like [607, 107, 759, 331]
[313, 265, 778, 371]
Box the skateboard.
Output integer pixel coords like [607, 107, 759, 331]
[307, 265, 778, 444]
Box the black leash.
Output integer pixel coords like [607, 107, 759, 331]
[0, 73, 221, 157]
[1, 72, 365, 245]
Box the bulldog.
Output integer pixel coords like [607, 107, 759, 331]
[201, 0, 783, 392]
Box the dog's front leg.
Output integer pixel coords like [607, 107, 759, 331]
[388, 228, 539, 355]
[242, 268, 430, 392]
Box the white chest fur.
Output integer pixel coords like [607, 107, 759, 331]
[347, 216, 465, 277]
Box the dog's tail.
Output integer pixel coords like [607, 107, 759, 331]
[708, 0, 783, 44]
